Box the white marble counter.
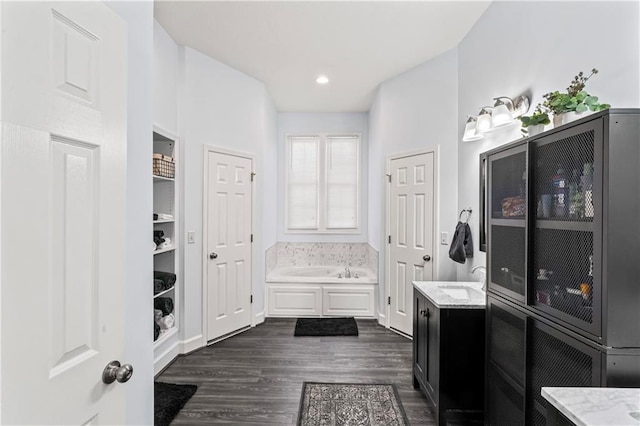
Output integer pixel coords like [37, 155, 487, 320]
[542, 387, 640, 426]
[412, 281, 485, 309]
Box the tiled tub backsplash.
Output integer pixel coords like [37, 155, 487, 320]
[266, 242, 378, 277]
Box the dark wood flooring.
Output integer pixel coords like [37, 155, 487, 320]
[157, 318, 434, 425]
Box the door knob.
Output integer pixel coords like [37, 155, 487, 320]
[209, 252, 218, 259]
[102, 360, 133, 384]
[423, 254, 431, 262]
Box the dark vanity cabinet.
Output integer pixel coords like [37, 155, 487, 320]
[413, 289, 485, 425]
[483, 109, 640, 425]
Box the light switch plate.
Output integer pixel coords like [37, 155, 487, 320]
[440, 232, 449, 245]
[187, 231, 196, 244]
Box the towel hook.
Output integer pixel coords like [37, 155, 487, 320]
[458, 208, 472, 223]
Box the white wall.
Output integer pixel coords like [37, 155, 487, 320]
[456, 0, 640, 280]
[106, 1, 154, 425]
[368, 48, 459, 315]
[154, 21, 179, 135]
[180, 47, 277, 342]
[276, 113, 369, 243]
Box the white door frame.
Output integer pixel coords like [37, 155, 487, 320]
[384, 147, 439, 329]
[201, 144, 256, 347]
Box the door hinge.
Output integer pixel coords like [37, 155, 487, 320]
[388, 296, 391, 305]
[250, 234, 254, 243]
[386, 173, 391, 183]
[251, 172, 256, 182]
[388, 235, 391, 244]
[250, 294, 253, 304]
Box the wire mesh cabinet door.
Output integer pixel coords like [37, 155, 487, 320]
[529, 118, 603, 339]
[487, 143, 528, 303]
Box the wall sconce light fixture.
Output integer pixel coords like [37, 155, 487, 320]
[462, 94, 530, 142]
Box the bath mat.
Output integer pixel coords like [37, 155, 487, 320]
[154, 382, 197, 426]
[294, 317, 358, 336]
[297, 382, 409, 426]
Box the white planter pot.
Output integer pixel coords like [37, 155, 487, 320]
[553, 110, 590, 127]
[527, 124, 545, 137]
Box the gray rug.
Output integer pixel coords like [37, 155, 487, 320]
[297, 382, 409, 426]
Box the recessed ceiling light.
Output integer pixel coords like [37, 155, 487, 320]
[316, 75, 329, 85]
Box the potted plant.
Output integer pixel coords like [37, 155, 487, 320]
[519, 105, 551, 137]
[543, 68, 610, 127]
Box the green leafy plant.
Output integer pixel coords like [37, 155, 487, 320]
[519, 105, 551, 127]
[543, 69, 610, 114]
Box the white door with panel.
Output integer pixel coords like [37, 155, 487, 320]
[1, 1, 128, 424]
[389, 152, 435, 336]
[205, 150, 253, 341]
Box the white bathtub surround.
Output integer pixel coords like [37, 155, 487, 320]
[413, 281, 485, 309]
[265, 242, 379, 318]
[541, 387, 640, 426]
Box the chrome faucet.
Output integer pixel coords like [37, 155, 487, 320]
[471, 265, 487, 291]
[344, 267, 351, 279]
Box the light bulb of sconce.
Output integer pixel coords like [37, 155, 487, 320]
[462, 116, 484, 142]
[316, 75, 329, 84]
[476, 107, 493, 133]
[491, 97, 515, 127]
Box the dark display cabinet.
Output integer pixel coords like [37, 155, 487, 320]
[483, 110, 640, 425]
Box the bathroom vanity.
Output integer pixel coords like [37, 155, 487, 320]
[412, 281, 486, 425]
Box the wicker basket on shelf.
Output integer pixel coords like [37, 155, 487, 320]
[152, 153, 175, 178]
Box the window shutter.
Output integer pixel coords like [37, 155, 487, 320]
[326, 136, 359, 229]
[287, 136, 319, 229]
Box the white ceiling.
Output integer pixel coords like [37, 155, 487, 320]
[154, 1, 492, 112]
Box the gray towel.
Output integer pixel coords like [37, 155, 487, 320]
[449, 221, 474, 264]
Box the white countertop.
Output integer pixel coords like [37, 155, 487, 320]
[542, 387, 640, 426]
[412, 281, 486, 309]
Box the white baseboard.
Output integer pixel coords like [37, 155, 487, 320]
[154, 341, 180, 376]
[254, 311, 265, 326]
[180, 334, 203, 354]
[378, 312, 387, 327]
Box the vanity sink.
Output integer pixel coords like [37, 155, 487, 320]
[413, 281, 486, 308]
[437, 285, 484, 300]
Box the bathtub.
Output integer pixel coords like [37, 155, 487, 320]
[266, 266, 378, 318]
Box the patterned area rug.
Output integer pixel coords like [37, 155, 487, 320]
[297, 382, 409, 426]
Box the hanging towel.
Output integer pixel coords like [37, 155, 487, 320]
[449, 221, 474, 264]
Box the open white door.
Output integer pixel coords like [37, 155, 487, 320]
[204, 148, 253, 342]
[1, 1, 128, 424]
[388, 151, 435, 336]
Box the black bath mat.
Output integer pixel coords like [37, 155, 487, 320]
[154, 382, 197, 426]
[297, 382, 409, 425]
[294, 317, 358, 336]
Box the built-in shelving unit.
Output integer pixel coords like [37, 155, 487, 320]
[153, 127, 180, 373]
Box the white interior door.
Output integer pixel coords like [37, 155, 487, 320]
[0, 1, 128, 424]
[389, 152, 435, 336]
[205, 149, 253, 341]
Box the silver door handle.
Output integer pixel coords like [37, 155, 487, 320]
[102, 360, 133, 384]
[423, 254, 431, 262]
[210, 252, 218, 259]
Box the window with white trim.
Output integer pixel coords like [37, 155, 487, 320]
[286, 134, 360, 233]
